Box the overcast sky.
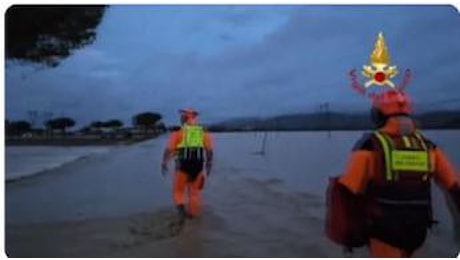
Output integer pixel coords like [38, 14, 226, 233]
[5, 5, 460, 127]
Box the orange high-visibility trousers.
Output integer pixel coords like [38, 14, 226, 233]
[369, 238, 413, 258]
[173, 171, 205, 217]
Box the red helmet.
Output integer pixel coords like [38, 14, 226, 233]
[371, 90, 412, 116]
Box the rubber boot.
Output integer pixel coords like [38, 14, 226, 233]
[176, 204, 187, 225]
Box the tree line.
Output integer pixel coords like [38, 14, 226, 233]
[6, 112, 164, 136]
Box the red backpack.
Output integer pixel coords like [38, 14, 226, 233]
[325, 177, 369, 249]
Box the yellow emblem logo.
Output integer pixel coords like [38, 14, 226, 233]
[361, 32, 399, 88]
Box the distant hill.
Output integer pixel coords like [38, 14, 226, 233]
[207, 111, 460, 132]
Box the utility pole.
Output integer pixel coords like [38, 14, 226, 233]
[42, 111, 53, 137]
[254, 131, 268, 156]
[320, 102, 331, 138]
[260, 131, 268, 155]
[41, 111, 53, 126]
[27, 110, 38, 129]
[325, 102, 331, 138]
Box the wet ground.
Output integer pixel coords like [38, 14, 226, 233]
[5, 131, 460, 257]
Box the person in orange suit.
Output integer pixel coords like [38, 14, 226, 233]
[161, 108, 213, 223]
[338, 90, 460, 257]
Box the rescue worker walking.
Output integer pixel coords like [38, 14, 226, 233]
[161, 109, 213, 223]
[326, 32, 460, 257]
[336, 90, 460, 257]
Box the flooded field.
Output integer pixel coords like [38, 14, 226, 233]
[5, 130, 460, 257]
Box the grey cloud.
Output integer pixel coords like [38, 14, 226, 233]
[6, 5, 460, 126]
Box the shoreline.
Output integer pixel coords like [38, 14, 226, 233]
[6, 154, 94, 184]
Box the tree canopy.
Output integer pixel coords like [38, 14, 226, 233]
[104, 119, 123, 128]
[90, 121, 104, 128]
[46, 117, 76, 132]
[6, 121, 32, 135]
[6, 5, 107, 67]
[132, 112, 162, 129]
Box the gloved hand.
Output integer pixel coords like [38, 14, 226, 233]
[450, 183, 460, 213]
[161, 162, 169, 177]
[205, 162, 212, 177]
